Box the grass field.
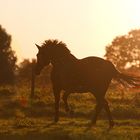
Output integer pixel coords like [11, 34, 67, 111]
[1, 118, 140, 140]
[0, 85, 140, 140]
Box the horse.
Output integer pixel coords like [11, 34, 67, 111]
[35, 39, 140, 129]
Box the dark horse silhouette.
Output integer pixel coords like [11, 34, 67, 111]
[35, 39, 140, 129]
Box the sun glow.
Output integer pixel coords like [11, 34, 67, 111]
[122, 0, 140, 27]
[1, 0, 140, 61]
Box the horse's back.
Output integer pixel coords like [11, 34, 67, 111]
[79, 56, 112, 71]
[78, 56, 116, 81]
[80, 56, 109, 65]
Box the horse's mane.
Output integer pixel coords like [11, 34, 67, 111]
[41, 39, 71, 55]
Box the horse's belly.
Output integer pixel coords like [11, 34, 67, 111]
[60, 77, 94, 92]
[63, 84, 91, 93]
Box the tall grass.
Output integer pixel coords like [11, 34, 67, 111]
[0, 85, 140, 119]
[0, 85, 140, 139]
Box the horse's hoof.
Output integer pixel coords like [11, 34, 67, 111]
[84, 122, 96, 132]
[66, 109, 74, 117]
[108, 121, 115, 130]
[69, 110, 74, 115]
[88, 121, 96, 128]
[54, 118, 59, 123]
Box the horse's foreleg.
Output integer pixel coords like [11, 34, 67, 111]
[62, 92, 70, 112]
[54, 88, 61, 122]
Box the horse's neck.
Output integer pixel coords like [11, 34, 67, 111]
[69, 54, 78, 62]
[51, 53, 78, 67]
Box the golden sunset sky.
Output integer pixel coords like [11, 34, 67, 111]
[1, 0, 140, 62]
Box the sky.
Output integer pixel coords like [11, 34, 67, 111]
[1, 0, 140, 62]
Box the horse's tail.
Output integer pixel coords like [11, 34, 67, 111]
[114, 69, 140, 87]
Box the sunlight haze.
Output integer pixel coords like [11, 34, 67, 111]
[1, 0, 140, 62]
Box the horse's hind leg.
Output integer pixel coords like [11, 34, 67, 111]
[91, 96, 114, 129]
[103, 99, 114, 129]
[91, 97, 104, 126]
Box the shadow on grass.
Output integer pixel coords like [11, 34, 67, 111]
[0, 133, 71, 140]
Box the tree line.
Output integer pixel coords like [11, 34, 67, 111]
[0, 25, 140, 85]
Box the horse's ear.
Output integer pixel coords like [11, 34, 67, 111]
[35, 44, 41, 50]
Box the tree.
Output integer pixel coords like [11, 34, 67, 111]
[105, 29, 140, 70]
[0, 25, 17, 84]
[17, 59, 52, 85]
[17, 59, 34, 80]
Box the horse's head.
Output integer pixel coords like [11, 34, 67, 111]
[35, 39, 70, 75]
[35, 44, 51, 75]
